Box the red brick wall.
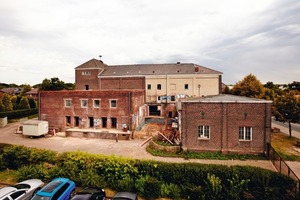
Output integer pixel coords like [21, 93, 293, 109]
[99, 77, 145, 90]
[75, 69, 101, 90]
[181, 102, 271, 154]
[39, 90, 145, 131]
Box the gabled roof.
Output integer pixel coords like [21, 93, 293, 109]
[99, 63, 222, 77]
[75, 59, 107, 70]
[25, 88, 39, 95]
[0, 88, 22, 95]
[180, 94, 272, 103]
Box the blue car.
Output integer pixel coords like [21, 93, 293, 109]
[31, 178, 76, 200]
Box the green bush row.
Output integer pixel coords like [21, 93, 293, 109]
[0, 108, 38, 119]
[0, 144, 296, 200]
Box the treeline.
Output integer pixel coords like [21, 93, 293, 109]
[224, 75, 300, 137]
[0, 144, 296, 200]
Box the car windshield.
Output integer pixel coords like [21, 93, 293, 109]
[31, 194, 51, 200]
[41, 181, 62, 193]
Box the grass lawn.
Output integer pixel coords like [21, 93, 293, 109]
[271, 132, 300, 161]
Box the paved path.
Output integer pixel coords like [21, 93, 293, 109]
[0, 121, 276, 171]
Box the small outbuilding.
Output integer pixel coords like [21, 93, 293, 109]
[177, 94, 272, 154]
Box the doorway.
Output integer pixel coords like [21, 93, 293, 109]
[102, 117, 107, 128]
[111, 118, 117, 129]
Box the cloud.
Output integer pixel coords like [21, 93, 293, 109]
[0, 0, 299, 85]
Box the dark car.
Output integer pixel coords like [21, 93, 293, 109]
[71, 187, 105, 200]
[111, 192, 137, 200]
[31, 178, 75, 200]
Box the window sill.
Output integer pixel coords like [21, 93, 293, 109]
[198, 137, 210, 140]
[239, 139, 252, 142]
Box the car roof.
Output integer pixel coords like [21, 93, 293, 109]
[37, 178, 71, 196]
[112, 192, 137, 200]
[0, 187, 17, 198]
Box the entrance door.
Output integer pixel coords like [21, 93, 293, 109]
[102, 117, 107, 128]
[89, 117, 94, 127]
[111, 118, 117, 129]
[74, 116, 80, 127]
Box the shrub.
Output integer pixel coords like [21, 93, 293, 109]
[16, 164, 47, 181]
[160, 183, 181, 200]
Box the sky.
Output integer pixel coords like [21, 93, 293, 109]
[0, 0, 299, 86]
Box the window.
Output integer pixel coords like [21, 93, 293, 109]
[82, 71, 91, 75]
[198, 125, 210, 139]
[93, 100, 100, 108]
[85, 85, 89, 90]
[65, 99, 71, 107]
[171, 95, 175, 101]
[239, 127, 252, 140]
[110, 100, 117, 108]
[184, 84, 189, 90]
[147, 84, 151, 90]
[157, 84, 161, 90]
[81, 99, 88, 108]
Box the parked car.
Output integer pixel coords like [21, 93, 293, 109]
[0, 179, 44, 200]
[31, 178, 75, 200]
[111, 192, 137, 200]
[71, 187, 105, 200]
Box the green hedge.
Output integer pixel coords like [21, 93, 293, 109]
[0, 144, 297, 200]
[0, 108, 38, 119]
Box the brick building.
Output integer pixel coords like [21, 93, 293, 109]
[39, 90, 146, 132]
[177, 94, 272, 154]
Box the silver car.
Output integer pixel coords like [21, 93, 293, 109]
[0, 179, 44, 200]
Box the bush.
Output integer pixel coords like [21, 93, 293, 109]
[0, 108, 38, 119]
[0, 145, 297, 200]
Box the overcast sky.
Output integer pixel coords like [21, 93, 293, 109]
[0, 0, 299, 85]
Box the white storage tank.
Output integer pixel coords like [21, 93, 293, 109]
[22, 120, 49, 137]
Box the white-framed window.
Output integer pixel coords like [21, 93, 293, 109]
[239, 127, 252, 141]
[147, 84, 151, 90]
[82, 71, 91, 75]
[64, 99, 71, 107]
[198, 125, 210, 139]
[110, 100, 117, 108]
[81, 99, 88, 108]
[93, 99, 100, 108]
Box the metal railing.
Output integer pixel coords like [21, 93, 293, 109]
[267, 143, 300, 198]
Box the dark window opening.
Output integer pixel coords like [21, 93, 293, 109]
[111, 118, 117, 129]
[157, 84, 161, 90]
[171, 95, 175, 101]
[168, 111, 173, 118]
[149, 105, 160, 116]
[147, 84, 151, 90]
[85, 85, 89, 90]
[184, 84, 189, 90]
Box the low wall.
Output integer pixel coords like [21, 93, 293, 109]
[0, 117, 7, 128]
[66, 130, 131, 140]
[149, 140, 180, 153]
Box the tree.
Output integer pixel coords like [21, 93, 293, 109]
[20, 84, 32, 96]
[28, 98, 37, 109]
[39, 77, 65, 90]
[274, 91, 300, 137]
[18, 96, 30, 110]
[287, 81, 300, 92]
[231, 74, 265, 98]
[0, 99, 4, 112]
[1, 94, 13, 111]
[10, 96, 18, 110]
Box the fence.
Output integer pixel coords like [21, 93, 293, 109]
[268, 143, 300, 198]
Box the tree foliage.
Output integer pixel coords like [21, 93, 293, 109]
[38, 77, 75, 90]
[231, 74, 265, 98]
[274, 91, 300, 137]
[18, 96, 30, 110]
[1, 94, 13, 111]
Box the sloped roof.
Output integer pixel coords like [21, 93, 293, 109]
[180, 94, 272, 103]
[25, 88, 39, 95]
[75, 59, 107, 70]
[99, 63, 222, 77]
